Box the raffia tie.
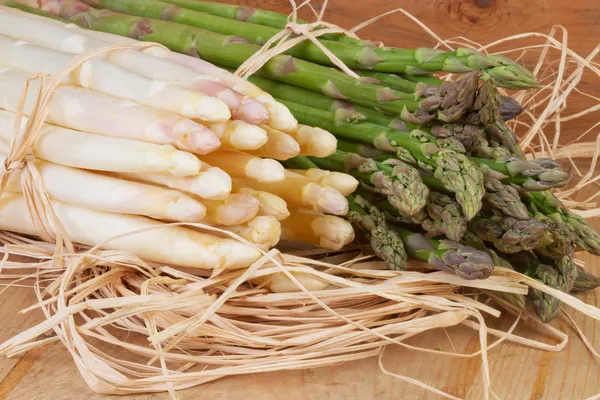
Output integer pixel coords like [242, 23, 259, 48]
[0, 41, 167, 259]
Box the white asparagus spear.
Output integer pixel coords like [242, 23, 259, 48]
[232, 172, 349, 216]
[0, 8, 270, 125]
[0, 66, 220, 154]
[0, 110, 200, 176]
[209, 120, 267, 151]
[4, 159, 206, 222]
[236, 188, 290, 221]
[0, 192, 261, 269]
[0, 34, 231, 122]
[281, 210, 355, 251]
[117, 167, 232, 200]
[203, 194, 259, 226]
[290, 169, 359, 197]
[247, 125, 300, 161]
[252, 271, 328, 293]
[288, 125, 338, 158]
[224, 216, 281, 250]
[199, 150, 285, 183]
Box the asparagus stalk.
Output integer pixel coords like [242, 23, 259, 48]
[224, 216, 281, 250]
[208, 120, 267, 151]
[283, 157, 359, 196]
[246, 125, 300, 160]
[280, 209, 355, 251]
[421, 192, 467, 242]
[308, 150, 429, 217]
[93, 0, 540, 89]
[392, 225, 494, 280]
[236, 188, 290, 221]
[482, 178, 530, 220]
[347, 194, 407, 271]
[202, 194, 260, 226]
[572, 265, 600, 293]
[199, 150, 285, 183]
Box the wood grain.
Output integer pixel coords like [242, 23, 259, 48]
[1, 0, 599, 399]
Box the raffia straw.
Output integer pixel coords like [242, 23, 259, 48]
[0, 2, 599, 400]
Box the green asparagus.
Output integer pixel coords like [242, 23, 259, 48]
[468, 214, 551, 253]
[572, 265, 600, 293]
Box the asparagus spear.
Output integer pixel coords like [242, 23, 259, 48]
[392, 225, 494, 280]
[482, 179, 530, 220]
[523, 191, 600, 256]
[505, 252, 577, 322]
[420, 192, 467, 242]
[104, 0, 540, 89]
[347, 194, 407, 271]
[27, 1, 480, 121]
[572, 265, 600, 293]
[468, 214, 551, 254]
[308, 151, 429, 217]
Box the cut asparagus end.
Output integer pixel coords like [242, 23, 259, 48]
[244, 158, 285, 182]
[190, 167, 232, 200]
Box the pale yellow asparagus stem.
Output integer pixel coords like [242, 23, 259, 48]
[208, 120, 267, 151]
[287, 125, 337, 158]
[290, 169, 360, 196]
[199, 150, 285, 183]
[117, 167, 232, 200]
[203, 194, 259, 226]
[236, 188, 290, 221]
[281, 210, 355, 251]
[246, 125, 300, 161]
[252, 271, 328, 293]
[0, 192, 261, 269]
[4, 159, 206, 221]
[0, 67, 221, 154]
[0, 34, 231, 121]
[232, 172, 349, 216]
[224, 216, 281, 250]
[0, 110, 200, 176]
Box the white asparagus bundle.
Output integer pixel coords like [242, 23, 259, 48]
[0, 66, 221, 154]
[4, 159, 206, 222]
[0, 110, 201, 176]
[0, 192, 261, 269]
[290, 169, 359, 196]
[232, 172, 349, 216]
[247, 125, 300, 161]
[199, 150, 285, 183]
[0, 7, 270, 125]
[0, 34, 231, 122]
[208, 120, 267, 151]
[281, 210, 355, 251]
[236, 188, 290, 221]
[224, 216, 282, 250]
[203, 194, 259, 226]
[288, 125, 338, 158]
[118, 168, 232, 201]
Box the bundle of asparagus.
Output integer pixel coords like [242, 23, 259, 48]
[3, 0, 600, 323]
[0, 4, 362, 279]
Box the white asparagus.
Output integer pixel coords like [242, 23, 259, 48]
[199, 150, 285, 183]
[0, 110, 201, 176]
[247, 125, 300, 161]
[203, 194, 260, 226]
[0, 8, 270, 125]
[0, 34, 231, 122]
[252, 271, 328, 293]
[232, 172, 349, 216]
[0, 66, 221, 154]
[118, 167, 232, 200]
[225, 216, 281, 250]
[236, 188, 290, 221]
[291, 169, 359, 197]
[209, 120, 267, 151]
[288, 125, 338, 158]
[281, 210, 355, 251]
[4, 159, 206, 221]
[0, 192, 261, 269]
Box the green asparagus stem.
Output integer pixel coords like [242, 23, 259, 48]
[523, 191, 600, 256]
[468, 214, 551, 253]
[309, 151, 429, 217]
[281, 156, 319, 170]
[572, 265, 600, 293]
[347, 194, 407, 271]
[505, 252, 577, 322]
[392, 225, 494, 280]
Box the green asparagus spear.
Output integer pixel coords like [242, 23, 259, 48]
[392, 225, 494, 280]
[309, 151, 429, 217]
[347, 194, 407, 271]
[468, 214, 551, 253]
[420, 192, 467, 242]
[572, 265, 600, 293]
[483, 178, 530, 220]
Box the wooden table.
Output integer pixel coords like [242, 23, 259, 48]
[1, 0, 599, 399]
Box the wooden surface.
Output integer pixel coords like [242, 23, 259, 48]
[1, 0, 600, 399]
